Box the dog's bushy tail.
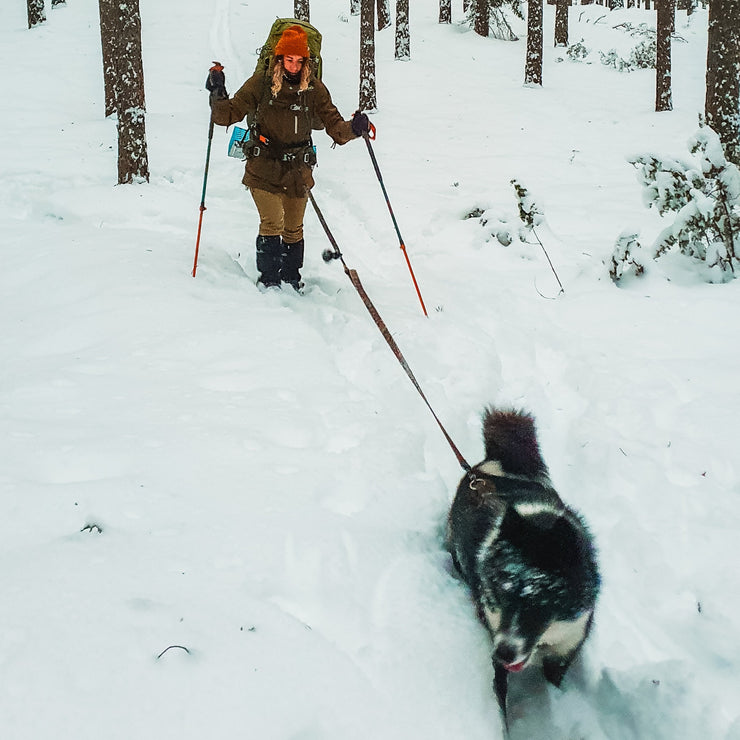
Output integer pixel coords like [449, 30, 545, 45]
[482, 407, 548, 477]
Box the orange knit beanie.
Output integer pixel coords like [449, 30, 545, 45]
[274, 25, 310, 58]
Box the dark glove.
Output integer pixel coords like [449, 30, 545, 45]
[351, 110, 370, 137]
[205, 62, 228, 103]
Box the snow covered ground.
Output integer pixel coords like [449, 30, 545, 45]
[1, 1, 739, 738]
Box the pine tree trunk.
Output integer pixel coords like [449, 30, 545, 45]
[396, 0, 410, 60]
[705, 0, 740, 165]
[98, 0, 117, 117]
[525, 0, 544, 85]
[555, 0, 569, 47]
[294, 0, 310, 22]
[473, 0, 489, 36]
[116, 1, 149, 184]
[377, 0, 391, 30]
[99, 0, 149, 183]
[350, 0, 360, 16]
[27, 0, 46, 28]
[360, 0, 378, 111]
[440, 0, 452, 24]
[655, 0, 673, 112]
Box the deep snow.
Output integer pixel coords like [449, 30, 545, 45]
[1, 1, 739, 738]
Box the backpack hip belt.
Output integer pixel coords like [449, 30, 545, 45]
[248, 132, 316, 166]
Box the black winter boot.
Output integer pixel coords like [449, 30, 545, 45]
[280, 239, 305, 291]
[256, 235, 282, 288]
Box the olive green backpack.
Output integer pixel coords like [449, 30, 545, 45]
[255, 18, 323, 80]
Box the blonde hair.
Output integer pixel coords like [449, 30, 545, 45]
[271, 57, 311, 98]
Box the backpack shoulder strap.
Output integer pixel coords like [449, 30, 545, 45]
[247, 66, 272, 129]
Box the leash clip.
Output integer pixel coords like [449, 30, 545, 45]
[468, 473, 483, 491]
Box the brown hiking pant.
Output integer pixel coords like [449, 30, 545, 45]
[250, 187, 308, 244]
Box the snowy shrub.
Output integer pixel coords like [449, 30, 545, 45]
[567, 39, 591, 63]
[465, 181, 545, 250]
[599, 48, 630, 72]
[464, 207, 485, 220]
[609, 230, 645, 283]
[465, 206, 514, 247]
[570, 22, 656, 71]
[599, 40, 655, 72]
[630, 38, 656, 69]
[511, 179, 544, 233]
[511, 180, 565, 293]
[625, 124, 740, 282]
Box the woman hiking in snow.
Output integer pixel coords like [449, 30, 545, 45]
[207, 24, 370, 291]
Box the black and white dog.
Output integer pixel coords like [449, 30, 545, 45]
[446, 408, 600, 727]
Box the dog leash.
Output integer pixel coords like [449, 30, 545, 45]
[309, 191, 471, 473]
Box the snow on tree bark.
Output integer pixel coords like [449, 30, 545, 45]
[705, 0, 740, 166]
[360, 0, 378, 111]
[396, 0, 411, 60]
[294, 0, 310, 22]
[655, 0, 673, 112]
[472, 0, 489, 37]
[98, 0, 117, 117]
[555, 0, 569, 47]
[439, 0, 452, 24]
[99, 0, 149, 184]
[350, 0, 360, 16]
[27, 0, 46, 28]
[525, 0, 544, 85]
[377, 0, 391, 30]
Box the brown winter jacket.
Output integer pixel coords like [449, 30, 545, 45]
[211, 66, 357, 198]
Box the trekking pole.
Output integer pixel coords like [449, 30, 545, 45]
[192, 114, 214, 277]
[361, 131, 428, 317]
[192, 62, 223, 278]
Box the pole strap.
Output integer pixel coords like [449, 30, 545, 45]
[308, 192, 471, 473]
